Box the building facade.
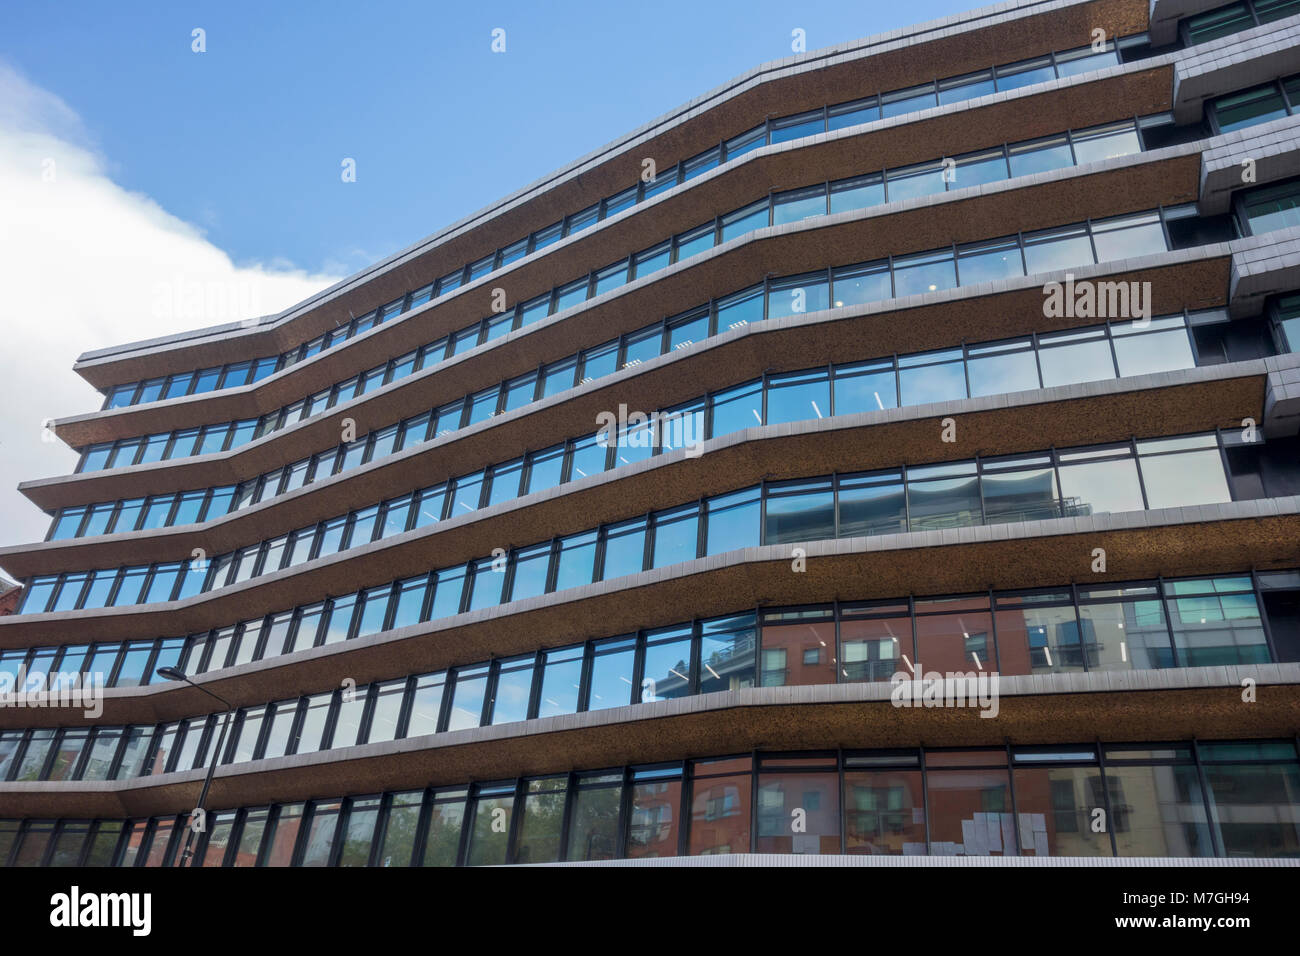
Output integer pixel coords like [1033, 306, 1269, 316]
[2, 0, 1300, 866]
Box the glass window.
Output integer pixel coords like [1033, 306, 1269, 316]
[690, 756, 752, 854]
[1112, 316, 1194, 377]
[466, 784, 514, 866]
[956, 237, 1024, 285]
[298, 801, 342, 867]
[420, 789, 466, 867]
[587, 636, 636, 711]
[15, 729, 54, 780]
[1103, 747, 1212, 856]
[81, 502, 118, 537]
[967, 338, 1039, 396]
[881, 83, 936, 118]
[1057, 445, 1145, 516]
[898, 348, 966, 405]
[641, 625, 694, 702]
[838, 470, 907, 537]
[674, 223, 714, 261]
[515, 777, 568, 865]
[447, 664, 489, 731]
[667, 311, 709, 352]
[1092, 211, 1167, 261]
[1077, 584, 1173, 671]
[642, 165, 679, 199]
[939, 70, 995, 105]
[1038, 326, 1115, 387]
[996, 55, 1054, 91]
[715, 285, 763, 331]
[1023, 223, 1094, 274]
[893, 249, 955, 297]
[406, 673, 445, 738]
[1054, 43, 1117, 77]
[908, 461, 980, 531]
[845, 760, 926, 854]
[947, 148, 1008, 190]
[363, 678, 406, 745]
[756, 767, 840, 853]
[710, 379, 763, 437]
[375, 791, 424, 867]
[11, 821, 55, 866]
[1186, 3, 1254, 44]
[829, 97, 880, 129]
[768, 272, 829, 319]
[1137, 435, 1231, 509]
[467, 558, 504, 612]
[1257, 0, 1300, 22]
[598, 517, 647, 582]
[525, 444, 566, 494]
[1012, 760, 1111, 856]
[926, 751, 1013, 855]
[1242, 178, 1300, 235]
[760, 611, 836, 686]
[981, 454, 1060, 524]
[553, 278, 589, 313]
[292, 692, 333, 755]
[489, 655, 535, 725]
[773, 185, 826, 225]
[537, 645, 584, 719]
[229, 707, 265, 764]
[995, 592, 1083, 674]
[554, 530, 597, 591]
[509, 542, 552, 603]
[831, 260, 891, 308]
[724, 126, 765, 161]
[633, 243, 672, 279]
[840, 604, 909, 683]
[914, 594, 994, 673]
[767, 368, 830, 424]
[45, 728, 88, 782]
[80, 728, 123, 781]
[621, 325, 662, 369]
[886, 161, 947, 202]
[699, 615, 756, 692]
[830, 174, 885, 215]
[719, 201, 767, 242]
[626, 768, 682, 859]
[834, 359, 897, 414]
[566, 773, 623, 861]
[427, 564, 467, 620]
[770, 109, 823, 143]
[335, 797, 380, 866]
[691, 487, 755, 557]
[1071, 121, 1142, 163]
[1166, 577, 1269, 666]
[1199, 743, 1300, 857]
[764, 478, 834, 545]
[83, 821, 124, 866]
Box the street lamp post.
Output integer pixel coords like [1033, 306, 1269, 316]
[156, 666, 234, 867]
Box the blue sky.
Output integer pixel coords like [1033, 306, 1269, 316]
[4, 0, 973, 277]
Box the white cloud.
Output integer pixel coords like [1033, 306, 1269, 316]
[0, 62, 342, 564]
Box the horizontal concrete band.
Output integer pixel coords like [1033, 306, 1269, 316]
[0, 363, 1274, 641]
[55, 136, 1198, 451]
[71, 0, 1148, 384]
[61, 69, 1178, 437]
[1, 499, 1296, 727]
[5, 308, 1279, 577]
[2, 664, 1296, 819]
